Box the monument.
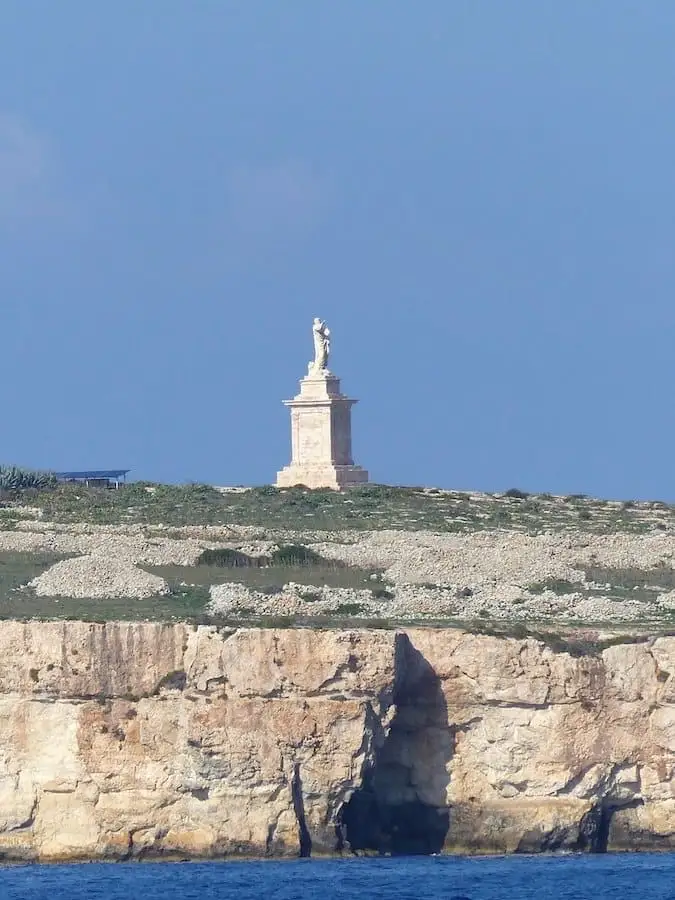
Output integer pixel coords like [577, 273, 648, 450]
[276, 318, 369, 490]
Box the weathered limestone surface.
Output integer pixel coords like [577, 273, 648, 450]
[276, 373, 368, 490]
[1, 622, 675, 859]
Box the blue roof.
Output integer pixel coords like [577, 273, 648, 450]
[55, 470, 130, 480]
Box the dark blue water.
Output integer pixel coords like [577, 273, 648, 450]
[3, 855, 675, 900]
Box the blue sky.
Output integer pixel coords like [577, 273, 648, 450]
[2, 1, 675, 498]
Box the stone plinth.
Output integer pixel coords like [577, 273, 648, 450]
[276, 372, 368, 490]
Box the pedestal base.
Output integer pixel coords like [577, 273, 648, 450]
[276, 367, 368, 491]
[276, 463, 369, 491]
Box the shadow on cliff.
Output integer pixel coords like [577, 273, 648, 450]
[338, 633, 452, 855]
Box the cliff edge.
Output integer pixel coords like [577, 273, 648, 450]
[0, 622, 673, 859]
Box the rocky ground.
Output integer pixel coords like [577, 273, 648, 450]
[2, 484, 675, 627]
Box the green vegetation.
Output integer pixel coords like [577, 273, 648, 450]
[527, 578, 581, 595]
[0, 552, 214, 621]
[581, 565, 675, 592]
[0, 465, 56, 492]
[143, 559, 377, 595]
[4, 480, 675, 630]
[15, 481, 675, 534]
[269, 544, 327, 566]
[523, 567, 675, 611]
[0, 552, 69, 609]
[0, 548, 385, 624]
[195, 544, 338, 569]
[334, 602, 368, 616]
[196, 548, 253, 567]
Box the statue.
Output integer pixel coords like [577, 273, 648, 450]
[310, 317, 330, 373]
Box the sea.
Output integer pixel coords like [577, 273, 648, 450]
[2, 854, 675, 900]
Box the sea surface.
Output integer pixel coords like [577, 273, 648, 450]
[2, 854, 675, 900]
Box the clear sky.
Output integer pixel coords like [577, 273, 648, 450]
[2, 1, 675, 498]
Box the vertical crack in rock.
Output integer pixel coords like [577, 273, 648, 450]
[338, 633, 452, 855]
[291, 762, 312, 858]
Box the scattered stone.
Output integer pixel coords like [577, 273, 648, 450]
[29, 556, 169, 600]
[2, 517, 675, 622]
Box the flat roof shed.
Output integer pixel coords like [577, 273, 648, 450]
[55, 470, 130, 488]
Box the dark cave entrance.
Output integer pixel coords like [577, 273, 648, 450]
[338, 634, 452, 855]
[576, 798, 645, 853]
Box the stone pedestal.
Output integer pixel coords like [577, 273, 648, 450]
[276, 371, 368, 490]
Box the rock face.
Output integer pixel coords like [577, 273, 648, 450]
[1, 622, 675, 860]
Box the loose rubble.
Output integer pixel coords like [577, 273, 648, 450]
[3, 518, 675, 622]
[29, 556, 169, 599]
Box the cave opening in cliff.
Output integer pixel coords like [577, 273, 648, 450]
[338, 634, 452, 856]
[576, 798, 644, 853]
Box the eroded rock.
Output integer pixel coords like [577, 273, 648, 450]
[0, 623, 673, 859]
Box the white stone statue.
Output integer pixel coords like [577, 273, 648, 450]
[310, 317, 330, 373]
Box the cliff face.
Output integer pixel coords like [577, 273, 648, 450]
[0, 622, 674, 860]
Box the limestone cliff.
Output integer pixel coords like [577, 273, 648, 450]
[0, 622, 674, 860]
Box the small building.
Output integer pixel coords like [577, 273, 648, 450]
[55, 470, 130, 489]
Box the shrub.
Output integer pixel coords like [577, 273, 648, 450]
[269, 544, 326, 566]
[371, 587, 394, 601]
[196, 548, 254, 568]
[250, 485, 278, 496]
[504, 488, 529, 500]
[335, 603, 367, 615]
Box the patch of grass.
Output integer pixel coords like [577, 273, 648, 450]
[0, 583, 213, 624]
[527, 578, 580, 595]
[0, 551, 75, 618]
[145, 561, 377, 594]
[582, 565, 675, 591]
[334, 602, 368, 615]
